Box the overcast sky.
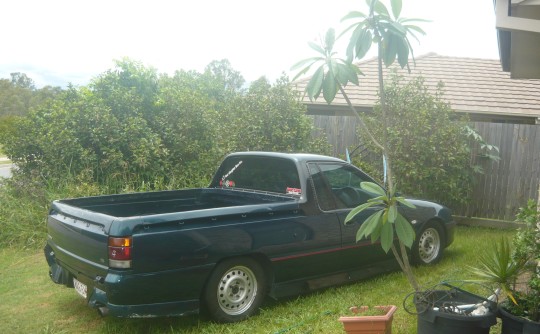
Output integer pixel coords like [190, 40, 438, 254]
[1, 0, 499, 88]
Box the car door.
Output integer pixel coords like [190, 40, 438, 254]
[308, 162, 391, 271]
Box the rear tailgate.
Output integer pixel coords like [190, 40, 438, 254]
[47, 200, 114, 281]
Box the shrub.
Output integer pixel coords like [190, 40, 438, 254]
[0, 59, 329, 247]
[358, 74, 472, 207]
[224, 76, 330, 154]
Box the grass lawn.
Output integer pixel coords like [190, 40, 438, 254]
[0, 226, 514, 333]
[0, 155, 10, 165]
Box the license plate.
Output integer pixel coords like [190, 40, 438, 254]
[73, 278, 87, 299]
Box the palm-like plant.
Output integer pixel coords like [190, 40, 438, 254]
[469, 237, 527, 305]
[292, 0, 426, 291]
[339, 0, 426, 195]
[291, 28, 384, 152]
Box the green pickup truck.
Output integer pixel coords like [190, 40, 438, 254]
[44, 152, 455, 322]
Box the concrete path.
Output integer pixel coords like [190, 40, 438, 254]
[0, 157, 12, 178]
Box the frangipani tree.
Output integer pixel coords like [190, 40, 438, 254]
[292, 0, 426, 291]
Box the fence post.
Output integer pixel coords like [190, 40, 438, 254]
[538, 182, 540, 214]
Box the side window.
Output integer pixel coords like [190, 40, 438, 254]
[307, 163, 336, 211]
[317, 163, 379, 209]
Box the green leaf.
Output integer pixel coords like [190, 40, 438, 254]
[325, 28, 336, 51]
[399, 18, 431, 24]
[386, 21, 407, 36]
[334, 62, 362, 86]
[306, 66, 324, 100]
[308, 41, 326, 56]
[341, 11, 367, 22]
[387, 204, 397, 223]
[290, 57, 326, 82]
[290, 57, 321, 72]
[404, 24, 426, 36]
[360, 181, 386, 196]
[355, 30, 373, 60]
[371, 0, 390, 17]
[346, 25, 364, 61]
[380, 220, 394, 252]
[344, 201, 378, 224]
[390, 0, 402, 19]
[290, 66, 310, 82]
[396, 197, 416, 208]
[345, 63, 362, 85]
[382, 33, 398, 67]
[396, 37, 409, 68]
[370, 218, 383, 242]
[334, 63, 351, 86]
[322, 69, 338, 103]
[368, 195, 386, 202]
[394, 213, 415, 248]
[355, 210, 383, 242]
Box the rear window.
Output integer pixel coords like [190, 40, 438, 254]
[211, 156, 301, 195]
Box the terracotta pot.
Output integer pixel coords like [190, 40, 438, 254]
[338, 305, 397, 334]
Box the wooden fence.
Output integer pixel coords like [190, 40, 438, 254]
[311, 115, 540, 221]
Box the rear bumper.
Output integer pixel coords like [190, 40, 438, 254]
[44, 243, 211, 318]
[89, 286, 200, 318]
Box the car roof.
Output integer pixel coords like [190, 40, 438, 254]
[226, 151, 346, 164]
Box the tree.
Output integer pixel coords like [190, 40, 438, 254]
[0, 76, 33, 117]
[10, 72, 35, 90]
[91, 58, 159, 120]
[293, 0, 425, 291]
[0, 73, 62, 118]
[204, 59, 245, 92]
[226, 75, 329, 153]
[360, 74, 472, 207]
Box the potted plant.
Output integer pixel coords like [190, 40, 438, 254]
[338, 305, 397, 334]
[469, 200, 540, 334]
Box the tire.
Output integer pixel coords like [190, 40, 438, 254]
[412, 222, 444, 265]
[203, 257, 266, 323]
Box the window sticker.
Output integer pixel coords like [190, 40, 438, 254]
[219, 180, 236, 188]
[221, 161, 243, 184]
[286, 187, 302, 196]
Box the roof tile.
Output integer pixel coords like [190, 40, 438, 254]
[296, 53, 540, 120]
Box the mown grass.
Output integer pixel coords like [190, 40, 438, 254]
[0, 226, 514, 333]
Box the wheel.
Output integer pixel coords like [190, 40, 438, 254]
[412, 222, 444, 265]
[203, 258, 266, 323]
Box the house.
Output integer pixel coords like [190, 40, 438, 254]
[295, 53, 540, 221]
[494, 0, 540, 79]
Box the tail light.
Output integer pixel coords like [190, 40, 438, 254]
[108, 237, 132, 269]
